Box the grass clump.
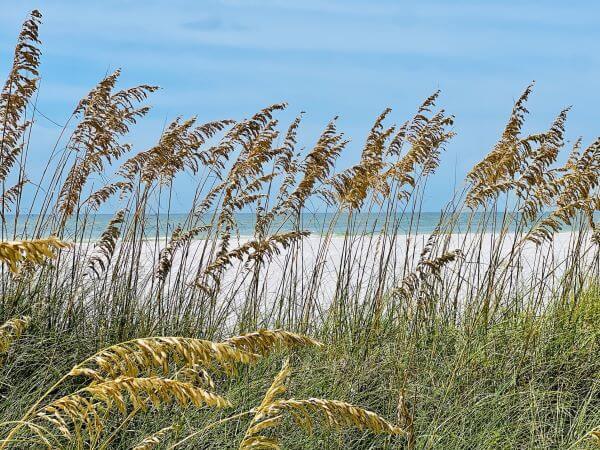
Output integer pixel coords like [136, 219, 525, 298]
[0, 10, 598, 449]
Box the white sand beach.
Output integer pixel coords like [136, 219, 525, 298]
[71, 231, 597, 315]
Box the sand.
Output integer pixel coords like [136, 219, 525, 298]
[69, 231, 597, 314]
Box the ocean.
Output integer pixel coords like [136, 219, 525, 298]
[1, 211, 595, 241]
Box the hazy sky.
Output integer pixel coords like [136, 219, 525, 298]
[1, 0, 599, 211]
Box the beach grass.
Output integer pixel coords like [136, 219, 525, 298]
[0, 10, 598, 449]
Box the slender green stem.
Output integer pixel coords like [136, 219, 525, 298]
[168, 410, 254, 449]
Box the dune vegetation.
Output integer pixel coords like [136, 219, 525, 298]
[0, 10, 598, 449]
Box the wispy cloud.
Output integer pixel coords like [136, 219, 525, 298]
[182, 16, 248, 32]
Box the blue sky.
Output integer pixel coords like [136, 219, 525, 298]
[1, 0, 599, 211]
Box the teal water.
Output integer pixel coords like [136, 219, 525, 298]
[0, 212, 595, 240]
